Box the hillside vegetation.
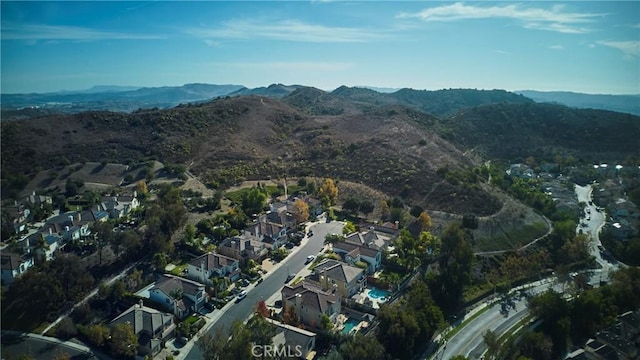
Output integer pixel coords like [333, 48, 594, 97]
[3, 87, 639, 218]
[442, 102, 640, 162]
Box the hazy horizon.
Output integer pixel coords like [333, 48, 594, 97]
[3, 82, 640, 97]
[2, 1, 639, 95]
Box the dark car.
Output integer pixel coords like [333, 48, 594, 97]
[285, 274, 295, 283]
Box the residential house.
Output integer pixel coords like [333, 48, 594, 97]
[568, 310, 640, 360]
[246, 215, 289, 249]
[305, 259, 365, 299]
[79, 207, 110, 224]
[266, 318, 317, 360]
[269, 202, 296, 229]
[217, 232, 268, 265]
[22, 191, 53, 208]
[281, 281, 341, 329]
[110, 300, 176, 358]
[344, 227, 397, 251]
[43, 211, 91, 242]
[507, 163, 536, 179]
[149, 274, 206, 319]
[26, 230, 63, 262]
[300, 196, 323, 217]
[0, 252, 34, 285]
[332, 239, 382, 274]
[3, 203, 30, 234]
[102, 191, 139, 219]
[187, 252, 241, 287]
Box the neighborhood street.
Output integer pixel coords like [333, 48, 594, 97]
[180, 219, 344, 360]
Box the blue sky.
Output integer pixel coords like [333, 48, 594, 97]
[1, 1, 639, 94]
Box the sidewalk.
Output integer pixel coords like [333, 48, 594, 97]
[162, 219, 327, 360]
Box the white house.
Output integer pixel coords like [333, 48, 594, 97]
[187, 252, 241, 286]
[102, 191, 139, 219]
[332, 240, 382, 275]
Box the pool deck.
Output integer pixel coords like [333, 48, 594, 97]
[335, 314, 369, 335]
[351, 287, 389, 309]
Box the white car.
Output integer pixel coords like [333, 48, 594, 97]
[236, 290, 247, 301]
[306, 255, 315, 264]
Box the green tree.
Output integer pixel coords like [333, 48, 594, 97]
[110, 323, 138, 358]
[359, 200, 375, 216]
[342, 221, 356, 235]
[242, 187, 268, 215]
[339, 334, 388, 360]
[483, 330, 500, 360]
[433, 222, 474, 312]
[320, 314, 334, 330]
[84, 324, 110, 347]
[343, 198, 360, 214]
[528, 289, 570, 356]
[377, 303, 420, 359]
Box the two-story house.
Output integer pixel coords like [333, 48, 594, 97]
[187, 252, 241, 286]
[3, 203, 30, 234]
[281, 281, 341, 329]
[304, 259, 365, 299]
[110, 300, 176, 358]
[246, 215, 289, 249]
[217, 232, 268, 265]
[0, 252, 34, 285]
[149, 274, 206, 319]
[102, 191, 139, 219]
[332, 240, 382, 274]
[43, 212, 91, 243]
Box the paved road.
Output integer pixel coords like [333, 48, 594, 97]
[430, 183, 621, 360]
[183, 220, 344, 360]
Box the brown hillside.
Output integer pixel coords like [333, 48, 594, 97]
[1, 96, 501, 215]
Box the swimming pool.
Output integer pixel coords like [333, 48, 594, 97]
[342, 318, 360, 335]
[367, 287, 389, 300]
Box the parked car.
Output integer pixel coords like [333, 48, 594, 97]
[307, 231, 314, 237]
[285, 274, 295, 283]
[236, 290, 247, 301]
[305, 255, 315, 264]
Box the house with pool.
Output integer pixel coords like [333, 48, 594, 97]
[281, 281, 341, 329]
[304, 259, 365, 299]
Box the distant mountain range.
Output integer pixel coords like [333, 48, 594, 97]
[2, 83, 639, 119]
[0, 83, 244, 115]
[516, 90, 640, 116]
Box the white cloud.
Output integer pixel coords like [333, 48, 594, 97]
[397, 2, 604, 34]
[185, 19, 384, 43]
[596, 41, 640, 58]
[548, 45, 564, 50]
[2, 23, 163, 41]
